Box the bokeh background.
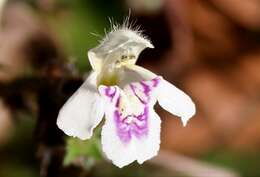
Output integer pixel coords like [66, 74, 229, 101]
[1, 0, 260, 177]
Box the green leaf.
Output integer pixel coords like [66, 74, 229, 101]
[63, 127, 103, 169]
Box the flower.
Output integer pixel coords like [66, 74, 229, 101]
[57, 25, 195, 168]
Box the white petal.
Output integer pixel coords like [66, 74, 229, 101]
[157, 79, 196, 126]
[100, 90, 161, 168]
[88, 29, 154, 73]
[89, 29, 153, 70]
[101, 107, 136, 168]
[57, 72, 104, 140]
[118, 64, 157, 87]
[120, 65, 195, 126]
[88, 51, 103, 73]
[135, 107, 161, 164]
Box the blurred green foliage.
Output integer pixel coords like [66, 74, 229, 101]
[64, 128, 103, 169]
[90, 162, 187, 177]
[0, 115, 38, 177]
[46, 0, 125, 73]
[202, 151, 260, 177]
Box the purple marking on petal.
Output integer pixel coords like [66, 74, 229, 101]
[104, 87, 117, 102]
[152, 77, 161, 87]
[111, 77, 162, 144]
[140, 81, 151, 96]
[113, 106, 149, 144]
[136, 106, 148, 121]
[115, 96, 120, 108]
[129, 84, 148, 105]
[114, 110, 132, 143]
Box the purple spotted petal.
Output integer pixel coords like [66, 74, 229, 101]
[114, 106, 149, 143]
[99, 77, 161, 144]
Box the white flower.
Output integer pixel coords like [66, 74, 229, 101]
[57, 26, 195, 168]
